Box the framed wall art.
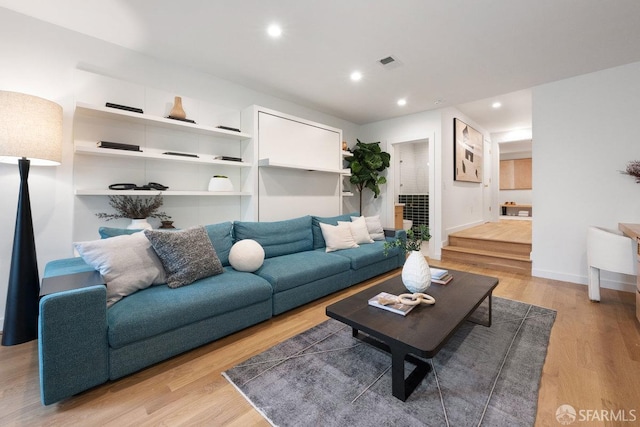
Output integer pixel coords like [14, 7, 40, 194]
[453, 118, 483, 183]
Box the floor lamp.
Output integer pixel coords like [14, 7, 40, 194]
[0, 91, 62, 346]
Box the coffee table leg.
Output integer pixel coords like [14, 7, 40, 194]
[468, 293, 493, 327]
[352, 330, 431, 401]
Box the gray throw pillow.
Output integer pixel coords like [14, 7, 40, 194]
[74, 231, 166, 306]
[144, 226, 223, 288]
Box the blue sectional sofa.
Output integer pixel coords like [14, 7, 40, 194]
[38, 214, 405, 405]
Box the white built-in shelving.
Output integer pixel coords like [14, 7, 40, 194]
[74, 102, 253, 197]
[75, 102, 252, 140]
[74, 144, 252, 168]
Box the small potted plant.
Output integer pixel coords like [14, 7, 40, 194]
[96, 194, 171, 230]
[384, 224, 432, 293]
[384, 224, 431, 255]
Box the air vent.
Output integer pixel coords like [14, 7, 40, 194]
[379, 56, 395, 65]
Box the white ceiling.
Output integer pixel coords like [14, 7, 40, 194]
[2, 0, 640, 133]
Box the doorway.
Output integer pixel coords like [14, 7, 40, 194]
[390, 137, 432, 256]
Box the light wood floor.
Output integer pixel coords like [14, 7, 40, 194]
[450, 219, 532, 244]
[1, 262, 639, 426]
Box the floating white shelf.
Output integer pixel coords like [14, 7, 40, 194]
[75, 102, 252, 140]
[75, 190, 250, 196]
[74, 143, 252, 167]
[258, 158, 345, 174]
[341, 192, 354, 197]
[342, 150, 352, 157]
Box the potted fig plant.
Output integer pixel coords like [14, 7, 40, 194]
[344, 139, 390, 214]
[96, 194, 171, 230]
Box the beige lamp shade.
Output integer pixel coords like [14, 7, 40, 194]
[0, 91, 63, 166]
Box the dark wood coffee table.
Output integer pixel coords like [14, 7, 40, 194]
[325, 270, 498, 401]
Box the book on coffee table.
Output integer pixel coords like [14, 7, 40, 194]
[431, 273, 453, 285]
[368, 292, 416, 316]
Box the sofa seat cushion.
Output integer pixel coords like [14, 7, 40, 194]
[107, 267, 272, 349]
[254, 251, 351, 293]
[325, 240, 402, 270]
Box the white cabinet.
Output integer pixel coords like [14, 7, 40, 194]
[242, 106, 344, 221]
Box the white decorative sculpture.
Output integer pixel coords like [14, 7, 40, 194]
[401, 250, 432, 293]
[229, 239, 265, 272]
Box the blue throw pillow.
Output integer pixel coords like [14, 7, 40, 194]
[311, 212, 359, 249]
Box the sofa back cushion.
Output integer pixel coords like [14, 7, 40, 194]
[311, 212, 359, 249]
[234, 216, 313, 258]
[204, 222, 234, 266]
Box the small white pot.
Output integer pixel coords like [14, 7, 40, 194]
[208, 176, 233, 192]
[402, 250, 431, 293]
[127, 218, 153, 230]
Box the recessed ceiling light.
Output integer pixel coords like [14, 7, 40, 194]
[492, 101, 502, 109]
[397, 98, 407, 106]
[267, 24, 282, 38]
[350, 71, 362, 81]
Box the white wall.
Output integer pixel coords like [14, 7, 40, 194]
[532, 61, 640, 292]
[439, 108, 492, 236]
[357, 107, 492, 259]
[356, 110, 442, 256]
[0, 8, 359, 330]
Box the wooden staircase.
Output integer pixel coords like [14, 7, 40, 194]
[441, 221, 532, 274]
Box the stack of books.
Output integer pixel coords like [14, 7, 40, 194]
[368, 292, 416, 316]
[430, 268, 453, 285]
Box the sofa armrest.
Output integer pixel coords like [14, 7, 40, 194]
[383, 228, 407, 240]
[39, 285, 109, 405]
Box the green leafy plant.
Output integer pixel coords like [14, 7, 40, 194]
[96, 194, 171, 221]
[345, 139, 391, 213]
[384, 224, 431, 255]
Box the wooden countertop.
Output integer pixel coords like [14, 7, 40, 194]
[619, 223, 640, 240]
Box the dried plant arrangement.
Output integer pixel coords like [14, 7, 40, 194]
[96, 194, 171, 221]
[622, 160, 640, 183]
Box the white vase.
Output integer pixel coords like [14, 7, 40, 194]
[127, 218, 153, 230]
[402, 250, 431, 293]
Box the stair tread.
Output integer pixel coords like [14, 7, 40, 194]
[449, 235, 531, 246]
[442, 246, 531, 262]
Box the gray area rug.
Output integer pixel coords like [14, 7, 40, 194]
[223, 297, 556, 427]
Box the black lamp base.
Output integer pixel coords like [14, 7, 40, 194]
[2, 158, 40, 346]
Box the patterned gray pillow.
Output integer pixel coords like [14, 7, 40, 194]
[144, 226, 223, 288]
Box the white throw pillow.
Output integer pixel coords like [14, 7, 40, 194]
[229, 239, 265, 272]
[352, 215, 385, 241]
[338, 216, 373, 244]
[74, 232, 166, 306]
[319, 222, 359, 252]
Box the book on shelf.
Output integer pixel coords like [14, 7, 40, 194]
[368, 292, 416, 316]
[431, 273, 453, 285]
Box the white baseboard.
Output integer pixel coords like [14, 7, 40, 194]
[532, 268, 636, 293]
